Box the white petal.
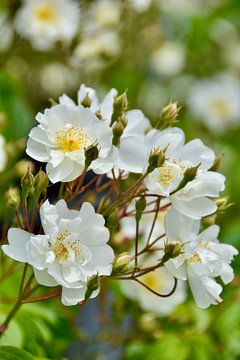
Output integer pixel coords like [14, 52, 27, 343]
[2, 228, 30, 262]
[117, 135, 148, 173]
[171, 197, 217, 219]
[179, 139, 215, 170]
[46, 158, 74, 183]
[33, 268, 58, 287]
[26, 138, 50, 162]
[61, 286, 86, 306]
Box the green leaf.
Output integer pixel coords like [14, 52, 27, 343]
[0, 72, 33, 141]
[0, 315, 23, 348]
[0, 346, 34, 360]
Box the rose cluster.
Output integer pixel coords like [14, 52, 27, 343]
[1, 84, 238, 312]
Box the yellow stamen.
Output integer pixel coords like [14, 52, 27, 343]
[34, 4, 57, 23]
[56, 127, 90, 153]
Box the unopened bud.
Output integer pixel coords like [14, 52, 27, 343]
[85, 274, 100, 301]
[112, 121, 125, 146]
[21, 168, 34, 201]
[161, 241, 182, 263]
[15, 160, 34, 177]
[111, 91, 128, 126]
[209, 154, 222, 172]
[34, 170, 49, 201]
[175, 164, 200, 192]
[135, 197, 147, 222]
[107, 211, 119, 234]
[112, 253, 133, 275]
[81, 93, 91, 108]
[147, 148, 166, 174]
[159, 101, 180, 129]
[5, 187, 20, 209]
[85, 143, 99, 168]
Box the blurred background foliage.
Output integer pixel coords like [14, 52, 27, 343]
[0, 0, 240, 359]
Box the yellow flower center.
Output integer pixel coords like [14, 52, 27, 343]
[56, 127, 90, 153]
[158, 165, 176, 185]
[211, 100, 230, 119]
[34, 4, 57, 23]
[53, 231, 85, 262]
[53, 230, 69, 261]
[188, 252, 201, 263]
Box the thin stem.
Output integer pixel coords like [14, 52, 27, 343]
[146, 198, 160, 246]
[134, 277, 178, 298]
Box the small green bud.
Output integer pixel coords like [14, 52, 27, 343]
[161, 241, 182, 263]
[215, 196, 232, 213]
[135, 197, 147, 222]
[112, 121, 125, 146]
[107, 211, 119, 234]
[15, 160, 34, 177]
[21, 168, 34, 201]
[174, 164, 200, 192]
[5, 187, 20, 210]
[112, 253, 133, 275]
[85, 143, 99, 168]
[85, 274, 100, 301]
[209, 154, 222, 172]
[34, 170, 49, 201]
[158, 101, 180, 130]
[147, 148, 166, 174]
[81, 93, 91, 108]
[111, 91, 128, 126]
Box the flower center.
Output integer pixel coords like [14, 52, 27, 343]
[34, 4, 57, 23]
[158, 164, 180, 185]
[53, 230, 69, 261]
[188, 252, 201, 263]
[56, 127, 90, 153]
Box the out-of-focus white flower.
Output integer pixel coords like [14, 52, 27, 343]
[151, 42, 185, 77]
[164, 208, 238, 308]
[121, 254, 186, 316]
[2, 200, 114, 306]
[40, 62, 79, 97]
[157, 0, 219, 17]
[26, 102, 114, 183]
[0, 13, 14, 52]
[128, 0, 152, 12]
[87, 0, 121, 29]
[14, 0, 80, 50]
[71, 30, 121, 69]
[0, 135, 7, 171]
[188, 78, 240, 132]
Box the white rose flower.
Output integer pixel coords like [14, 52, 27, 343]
[14, 0, 80, 50]
[2, 200, 115, 306]
[188, 78, 240, 132]
[26, 103, 114, 183]
[0, 135, 7, 172]
[121, 254, 186, 316]
[164, 208, 238, 308]
[144, 129, 225, 219]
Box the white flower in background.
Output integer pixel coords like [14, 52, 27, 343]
[2, 200, 114, 306]
[151, 42, 185, 77]
[128, 0, 152, 12]
[26, 103, 114, 183]
[0, 13, 14, 52]
[86, 0, 121, 30]
[40, 62, 80, 97]
[14, 0, 80, 50]
[164, 208, 238, 308]
[157, 0, 212, 17]
[0, 135, 7, 171]
[121, 254, 186, 316]
[71, 31, 121, 70]
[188, 78, 240, 132]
